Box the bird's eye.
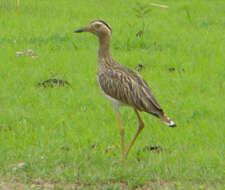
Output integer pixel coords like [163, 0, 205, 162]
[95, 24, 101, 28]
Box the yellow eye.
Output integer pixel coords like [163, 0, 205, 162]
[95, 24, 101, 28]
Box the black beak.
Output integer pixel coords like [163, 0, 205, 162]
[74, 27, 89, 33]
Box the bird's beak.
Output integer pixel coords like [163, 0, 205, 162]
[74, 27, 89, 33]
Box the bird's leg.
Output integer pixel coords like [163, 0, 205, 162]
[114, 109, 125, 160]
[125, 109, 144, 159]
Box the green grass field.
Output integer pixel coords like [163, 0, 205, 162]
[0, 0, 224, 189]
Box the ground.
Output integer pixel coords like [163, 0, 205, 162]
[0, 0, 224, 189]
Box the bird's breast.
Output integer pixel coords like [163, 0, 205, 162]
[96, 74, 124, 110]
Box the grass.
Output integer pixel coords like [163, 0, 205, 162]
[0, 0, 225, 189]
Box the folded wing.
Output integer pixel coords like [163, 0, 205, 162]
[98, 66, 164, 117]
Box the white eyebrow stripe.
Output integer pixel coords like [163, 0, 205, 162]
[93, 21, 111, 33]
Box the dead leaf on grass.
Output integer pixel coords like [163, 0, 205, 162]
[135, 64, 145, 72]
[10, 162, 27, 172]
[143, 145, 162, 153]
[136, 30, 144, 37]
[37, 78, 71, 88]
[61, 146, 70, 151]
[16, 49, 38, 58]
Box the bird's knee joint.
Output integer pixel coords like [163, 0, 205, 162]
[139, 122, 144, 129]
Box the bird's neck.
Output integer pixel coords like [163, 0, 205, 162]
[98, 34, 111, 58]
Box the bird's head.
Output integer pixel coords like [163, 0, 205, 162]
[74, 20, 112, 37]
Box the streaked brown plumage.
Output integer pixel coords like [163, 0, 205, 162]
[75, 20, 176, 160]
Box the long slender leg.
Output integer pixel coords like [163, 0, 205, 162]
[114, 109, 125, 160]
[125, 109, 144, 159]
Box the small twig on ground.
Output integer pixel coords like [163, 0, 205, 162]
[17, 0, 20, 7]
[150, 3, 169, 9]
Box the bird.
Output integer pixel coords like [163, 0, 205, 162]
[74, 20, 176, 160]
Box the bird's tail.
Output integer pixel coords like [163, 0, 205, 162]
[159, 114, 176, 127]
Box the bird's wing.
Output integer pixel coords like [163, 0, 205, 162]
[98, 67, 163, 113]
